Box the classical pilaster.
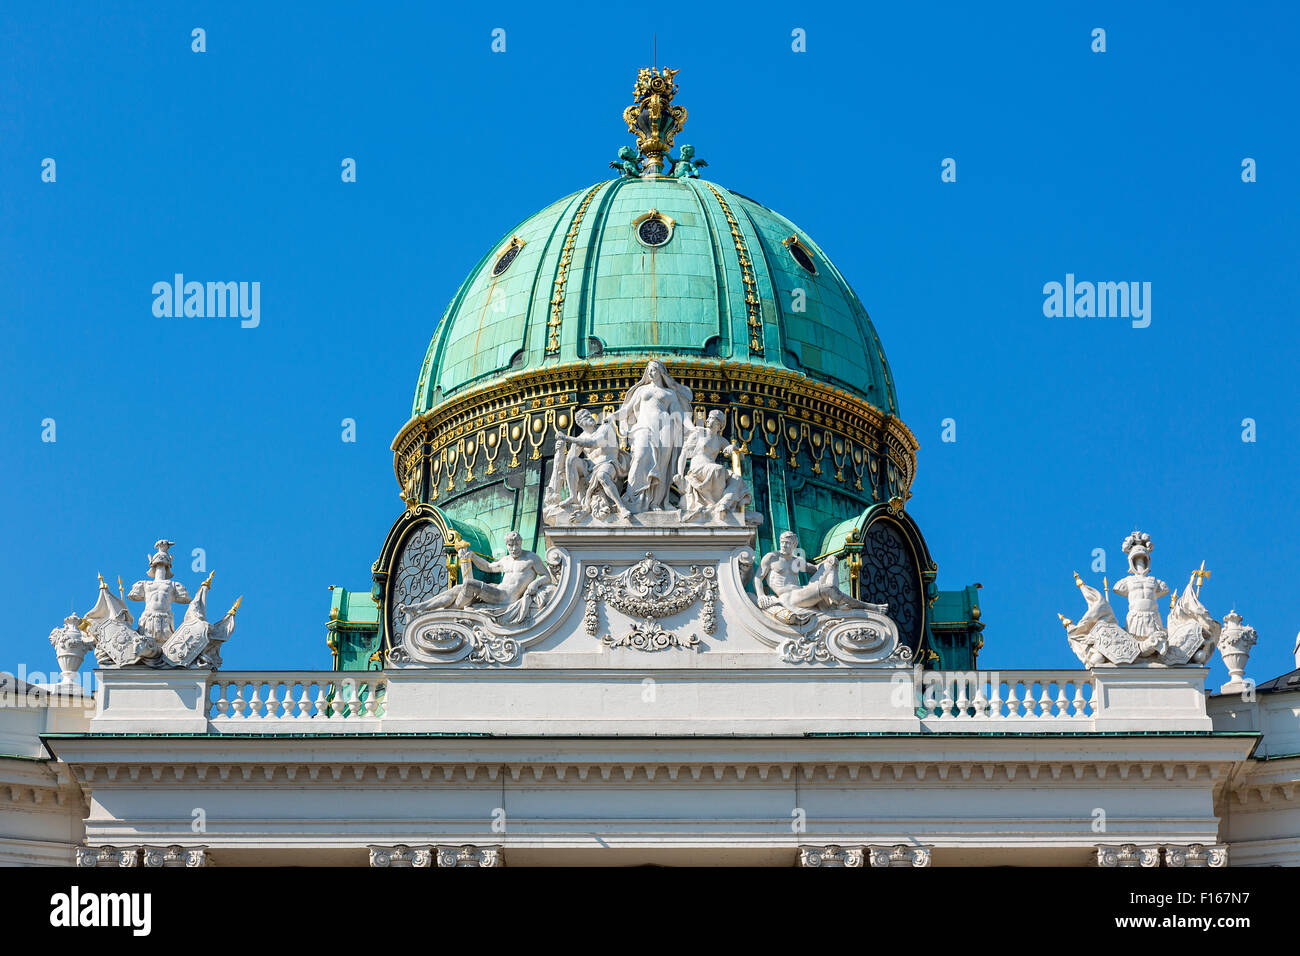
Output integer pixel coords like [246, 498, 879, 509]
[797, 845, 865, 867]
[369, 844, 434, 867]
[798, 844, 932, 867]
[141, 845, 209, 867]
[436, 844, 504, 867]
[1163, 844, 1228, 867]
[1096, 844, 1162, 867]
[76, 845, 140, 867]
[866, 844, 932, 867]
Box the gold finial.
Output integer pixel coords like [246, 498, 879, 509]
[1058, 612, 1074, 630]
[200, 570, 215, 589]
[226, 596, 242, 617]
[1192, 560, 1211, 595]
[117, 575, 124, 600]
[1072, 571, 1084, 587]
[623, 66, 687, 177]
[1170, 589, 1178, 612]
[97, 572, 107, 589]
[1103, 576, 1109, 600]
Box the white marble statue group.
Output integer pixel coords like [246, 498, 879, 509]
[391, 531, 565, 665]
[751, 530, 882, 625]
[1061, 531, 1257, 686]
[543, 360, 756, 525]
[49, 540, 241, 680]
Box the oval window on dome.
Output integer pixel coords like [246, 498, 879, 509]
[491, 237, 524, 277]
[784, 235, 817, 275]
[633, 210, 676, 249]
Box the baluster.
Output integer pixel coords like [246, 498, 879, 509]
[1079, 680, 1094, 717]
[213, 682, 229, 718]
[251, 682, 268, 719]
[938, 677, 954, 719]
[1038, 683, 1054, 719]
[1022, 683, 1037, 718]
[971, 679, 988, 718]
[231, 681, 248, 718]
[365, 683, 382, 717]
[988, 681, 1005, 718]
[954, 675, 970, 717]
[1004, 682, 1020, 719]
[296, 682, 312, 719]
[1054, 683, 1069, 718]
[1068, 682, 1084, 717]
[920, 676, 936, 718]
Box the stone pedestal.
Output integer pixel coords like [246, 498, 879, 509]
[92, 668, 211, 733]
[1090, 666, 1212, 732]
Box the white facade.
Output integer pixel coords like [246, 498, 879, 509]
[2, 520, 1297, 868]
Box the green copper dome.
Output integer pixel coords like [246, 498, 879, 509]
[411, 176, 899, 418]
[345, 69, 977, 679]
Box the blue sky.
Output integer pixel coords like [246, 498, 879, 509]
[1, 1, 1296, 683]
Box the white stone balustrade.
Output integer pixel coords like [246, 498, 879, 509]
[208, 673, 386, 724]
[86, 665, 1209, 734]
[919, 671, 1095, 722]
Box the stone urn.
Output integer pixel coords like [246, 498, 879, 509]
[48, 616, 93, 684]
[1218, 610, 1258, 694]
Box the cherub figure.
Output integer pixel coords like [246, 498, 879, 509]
[669, 144, 708, 179]
[610, 146, 641, 177]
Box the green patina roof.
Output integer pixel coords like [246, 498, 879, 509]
[411, 177, 898, 416]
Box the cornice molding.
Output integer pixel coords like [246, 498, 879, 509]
[66, 757, 1240, 789]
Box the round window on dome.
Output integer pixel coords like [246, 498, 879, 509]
[638, 218, 669, 246]
[784, 235, 817, 275]
[633, 209, 676, 249]
[491, 238, 524, 277]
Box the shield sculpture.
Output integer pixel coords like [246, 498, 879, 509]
[162, 620, 212, 667]
[94, 620, 159, 666]
[1164, 620, 1206, 666]
[1092, 621, 1141, 664]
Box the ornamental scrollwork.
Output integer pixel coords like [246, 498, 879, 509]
[584, 552, 717, 633]
[603, 621, 699, 652]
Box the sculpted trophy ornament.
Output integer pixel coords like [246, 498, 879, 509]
[1061, 531, 1221, 667]
[54, 539, 241, 672]
[392, 530, 565, 666]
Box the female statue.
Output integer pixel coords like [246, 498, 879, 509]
[616, 360, 693, 512]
